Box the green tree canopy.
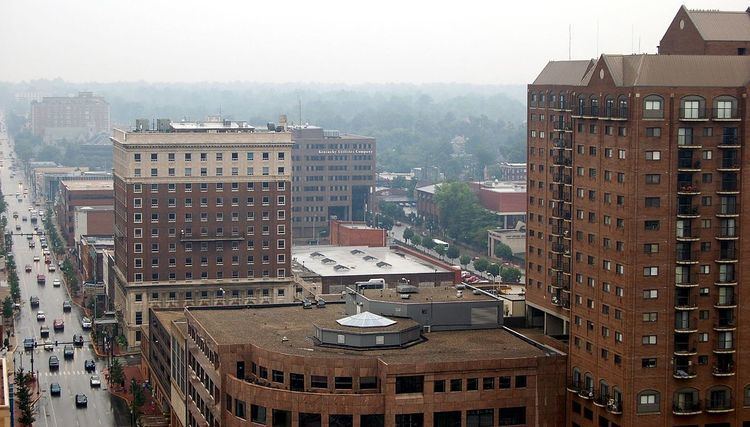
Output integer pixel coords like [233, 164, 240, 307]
[446, 246, 460, 260]
[487, 263, 501, 278]
[459, 254, 471, 267]
[434, 244, 446, 258]
[494, 241, 514, 261]
[410, 235, 421, 246]
[473, 258, 490, 272]
[501, 266, 523, 283]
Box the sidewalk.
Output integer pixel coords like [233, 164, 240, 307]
[104, 364, 161, 417]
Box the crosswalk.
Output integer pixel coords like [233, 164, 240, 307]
[40, 370, 93, 377]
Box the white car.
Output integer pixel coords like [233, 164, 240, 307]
[52, 279, 61, 287]
[44, 340, 54, 351]
[33, 256, 40, 262]
[47, 265, 56, 272]
[36, 311, 45, 321]
[81, 317, 92, 329]
[89, 375, 101, 387]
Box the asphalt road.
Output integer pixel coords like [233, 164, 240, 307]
[1, 116, 131, 426]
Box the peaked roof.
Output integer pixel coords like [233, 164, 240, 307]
[336, 311, 396, 328]
[686, 7, 750, 41]
[532, 54, 750, 88]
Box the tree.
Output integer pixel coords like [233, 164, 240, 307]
[459, 254, 471, 267]
[15, 368, 35, 426]
[422, 237, 436, 251]
[410, 235, 421, 247]
[473, 258, 490, 272]
[2, 296, 12, 319]
[109, 358, 125, 387]
[494, 241, 514, 261]
[402, 228, 414, 243]
[501, 266, 523, 283]
[487, 263, 501, 280]
[434, 244, 446, 259]
[446, 246, 460, 261]
[130, 378, 146, 419]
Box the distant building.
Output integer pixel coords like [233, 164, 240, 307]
[290, 126, 375, 242]
[658, 5, 750, 55]
[329, 219, 387, 247]
[57, 179, 114, 245]
[30, 91, 110, 142]
[73, 205, 114, 243]
[293, 245, 459, 293]
[411, 166, 443, 184]
[415, 184, 441, 224]
[495, 162, 527, 182]
[76, 235, 115, 284]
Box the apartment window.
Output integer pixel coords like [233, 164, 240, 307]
[642, 358, 657, 368]
[645, 127, 661, 137]
[637, 391, 660, 413]
[645, 197, 660, 207]
[645, 174, 661, 184]
[644, 220, 660, 230]
[395, 376, 424, 394]
[450, 379, 462, 392]
[643, 266, 659, 277]
[643, 290, 658, 299]
[642, 312, 657, 322]
[642, 335, 657, 345]
[645, 151, 660, 160]
[615, 331, 623, 343]
[644, 243, 659, 253]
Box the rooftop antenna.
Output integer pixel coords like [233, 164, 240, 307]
[631, 24, 634, 54]
[596, 20, 600, 57]
[568, 24, 572, 60]
[638, 36, 641, 54]
[219, 104, 222, 118]
[297, 94, 302, 126]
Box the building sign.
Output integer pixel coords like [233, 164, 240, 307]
[317, 149, 373, 155]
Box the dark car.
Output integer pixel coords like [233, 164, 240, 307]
[63, 345, 74, 359]
[29, 296, 39, 308]
[73, 334, 84, 347]
[75, 394, 87, 408]
[50, 383, 61, 396]
[62, 301, 72, 312]
[48, 355, 60, 370]
[84, 359, 95, 373]
[23, 338, 34, 351]
[40, 325, 50, 338]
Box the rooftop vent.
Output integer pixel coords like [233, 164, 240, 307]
[336, 311, 396, 328]
[396, 284, 419, 294]
[310, 252, 325, 258]
[376, 261, 392, 269]
[362, 255, 378, 262]
[350, 249, 365, 255]
[321, 258, 337, 265]
[333, 265, 350, 272]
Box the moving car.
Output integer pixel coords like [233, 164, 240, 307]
[52, 279, 61, 287]
[43, 340, 54, 351]
[50, 383, 61, 396]
[28, 241, 34, 248]
[40, 325, 50, 338]
[32, 256, 39, 262]
[15, 224, 20, 231]
[73, 334, 84, 347]
[47, 265, 56, 272]
[30, 296, 39, 307]
[21, 216, 26, 222]
[36, 274, 45, 284]
[24, 264, 31, 272]
[75, 394, 87, 408]
[53, 318, 64, 331]
[23, 338, 34, 351]
[62, 301, 72, 312]
[36, 311, 45, 321]
[84, 359, 96, 372]
[89, 375, 101, 387]
[48, 355, 59, 370]
[63, 345, 74, 359]
[81, 317, 92, 329]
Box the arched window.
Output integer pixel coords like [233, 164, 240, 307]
[743, 385, 750, 406]
[713, 95, 738, 119]
[617, 96, 628, 118]
[707, 386, 732, 411]
[583, 373, 594, 395]
[559, 92, 567, 110]
[599, 380, 609, 403]
[529, 92, 537, 107]
[609, 387, 623, 413]
[680, 95, 706, 119]
[549, 93, 557, 108]
[673, 388, 700, 414]
[572, 367, 581, 388]
[643, 95, 664, 119]
[590, 96, 600, 116]
[604, 96, 615, 117]
[577, 96, 586, 116]
[637, 389, 660, 413]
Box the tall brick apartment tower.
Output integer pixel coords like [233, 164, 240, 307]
[525, 6, 750, 427]
[111, 119, 295, 347]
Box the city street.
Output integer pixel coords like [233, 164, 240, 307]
[0, 116, 130, 426]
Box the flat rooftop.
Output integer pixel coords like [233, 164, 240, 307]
[60, 180, 113, 191]
[358, 285, 496, 303]
[152, 309, 187, 327]
[337, 222, 379, 230]
[188, 305, 547, 363]
[75, 205, 114, 212]
[293, 245, 449, 277]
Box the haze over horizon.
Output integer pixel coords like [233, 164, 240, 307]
[1, 0, 747, 85]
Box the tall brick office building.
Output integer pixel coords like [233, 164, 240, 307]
[525, 6, 750, 427]
[111, 119, 295, 347]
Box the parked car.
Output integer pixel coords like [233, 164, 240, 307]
[50, 383, 61, 396]
[53, 318, 64, 331]
[75, 394, 87, 408]
[21, 216, 26, 222]
[15, 224, 20, 231]
[47, 265, 56, 272]
[63, 345, 74, 359]
[89, 375, 101, 387]
[28, 241, 34, 248]
[81, 317, 92, 329]
[84, 359, 96, 372]
[48, 355, 59, 370]
[62, 301, 72, 312]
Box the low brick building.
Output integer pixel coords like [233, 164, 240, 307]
[73, 205, 114, 242]
[57, 179, 113, 245]
[181, 286, 567, 427]
[329, 219, 387, 247]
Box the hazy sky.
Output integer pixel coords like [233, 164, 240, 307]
[1, 0, 747, 84]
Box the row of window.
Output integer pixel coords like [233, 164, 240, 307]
[133, 268, 286, 282]
[130, 224, 286, 240]
[132, 181, 284, 193]
[134, 165, 286, 178]
[133, 210, 285, 223]
[133, 195, 285, 208]
[133, 252, 286, 269]
[134, 151, 284, 162]
[136, 287, 281, 304]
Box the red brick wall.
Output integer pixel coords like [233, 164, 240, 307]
[477, 190, 526, 213]
[659, 7, 750, 55]
[329, 220, 386, 247]
[84, 210, 114, 236]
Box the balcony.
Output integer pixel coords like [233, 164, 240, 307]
[551, 275, 570, 291]
[550, 225, 569, 237]
[674, 318, 698, 333]
[552, 172, 572, 185]
[677, 183, 700, 195]
[715, 249, 737, 263]
[606, 399, 622, 415]
[715, 276, 737, 286]
[676, 251, 699, 265]
[716, 181, 739, 195]
[679, 107, 708, 121]
[551, 259, 571, 272]
[673, 401, 702, 415]
[716, 205, 738, 217]
[677, 137, 702, 148]
[552, 138, 572, 149]
[677, 160, 701, 171]
[718, 135, 740, 148]
[675, 278, 698, 288]
[714, 295, 736, 309]
[598, 107, 629, 120]
[717, 158, 740, 172]
[675, 295, 697, 310]
[716, 229, 738, 240]
[552, 152, 572, 167]
[550, 243, 570, 255]
[712, 107, 740, 121]
[712, 363, 736, 377]
[553, 120, 573, 132]
[674, 341, 698, 356]
[676, 205, 700, 218]
[705, 398, 734, 413]
[551, 293, 570, 309]
[551, 206, 571, 220]
[714, 342, 735, 354]
[714, 319, 736, 331]
[673, 365, 697, 379]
